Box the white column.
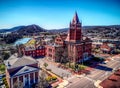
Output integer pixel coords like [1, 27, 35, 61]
[29, 73, 30, 86]
[17, 76, 19, 87]
[33, 72, 35, 83]
[11, 78, 13, 88]
[23, 75, 25, 87]
[37, 71, 39, 82]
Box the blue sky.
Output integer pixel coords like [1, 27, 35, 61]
[0, 0, 120, 29]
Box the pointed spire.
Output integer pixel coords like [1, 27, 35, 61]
[69, 21, 71, 26]
[72, 12, 80, 24]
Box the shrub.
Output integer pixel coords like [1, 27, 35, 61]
[0, 64, 5, 72]
[44, 63, 48, 68]
[45, 76, 52, 82]
[78, 65, 87, 70]
[52, 76, 57, 80]
[2, 77, 9, 88]
[45, 76, 57, 82]
[2, 77, 6, 81]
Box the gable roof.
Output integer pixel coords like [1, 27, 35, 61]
[4, 54, 38, 69]
[11, 66, 39, 77]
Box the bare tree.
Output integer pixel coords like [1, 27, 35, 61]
[55, 47, 68, 63]
[36, 70, 49, 88]
[16, 44, 24, 57]
[13, 81, 23, 88]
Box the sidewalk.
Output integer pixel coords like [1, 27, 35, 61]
[94, 80, 102, 88]
[44, 58, 59, 66]
[57, 80, 69, 88]
[42, 67, 63, 87]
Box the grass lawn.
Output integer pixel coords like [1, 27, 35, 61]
[78, 64, 87, 70]
[64, 62, 87, 70]
[0, 64, 5, 74]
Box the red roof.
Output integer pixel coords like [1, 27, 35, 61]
[100, 69, 120, 88]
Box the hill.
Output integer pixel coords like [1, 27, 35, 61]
[16, 24, 46, 35]
[0, 24, 46, 35]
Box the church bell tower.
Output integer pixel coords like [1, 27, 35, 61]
[69, 12, 82, 42]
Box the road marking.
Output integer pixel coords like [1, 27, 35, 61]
[84, 76, 96, 82]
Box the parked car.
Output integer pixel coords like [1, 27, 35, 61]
[0, 74, 5, 78]
[0, 74, 5, 80]
[0, 80, 4, 86]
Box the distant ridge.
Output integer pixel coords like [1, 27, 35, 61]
[0, 26, 25, 33]
[48, 25, 120, 33]
[0, 24, 46, 36]
[0, 24, 120, 33]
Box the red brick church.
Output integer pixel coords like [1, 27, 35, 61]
[46, 12, 92, 62]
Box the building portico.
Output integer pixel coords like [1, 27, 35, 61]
[4, 55, 39, 88]
[11, 71, 38, 88]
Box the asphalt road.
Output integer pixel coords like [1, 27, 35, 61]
[67, 75, 95, 88]
[37, 56, 120, 88]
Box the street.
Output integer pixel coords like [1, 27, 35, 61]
[37, 55, 120, 88]
[66, 56, 120, 88]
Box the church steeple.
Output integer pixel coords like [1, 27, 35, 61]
[68, 12, 82, 42]
[72, 12, 80, 24]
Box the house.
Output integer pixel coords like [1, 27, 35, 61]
[21, 38, 46, 58]
[22, 45, 45, 58]
[100, 42, 116, 53]
[4, 54, 39, 88]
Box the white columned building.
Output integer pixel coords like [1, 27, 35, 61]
[4, 55, 39, 88]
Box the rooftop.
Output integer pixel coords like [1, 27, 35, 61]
[100, 69, 120, 88]
[47, 43, 62, 47]
[4, 54, 38, 69]
[24, 45, 36, 51]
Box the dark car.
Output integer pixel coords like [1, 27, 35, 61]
[0, 80, 4, 86]
[0, 74, 5, 79]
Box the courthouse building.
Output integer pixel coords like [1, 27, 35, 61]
[46, 12, 92, 62]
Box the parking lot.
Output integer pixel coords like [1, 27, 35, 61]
[37, 58, 72, 78]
